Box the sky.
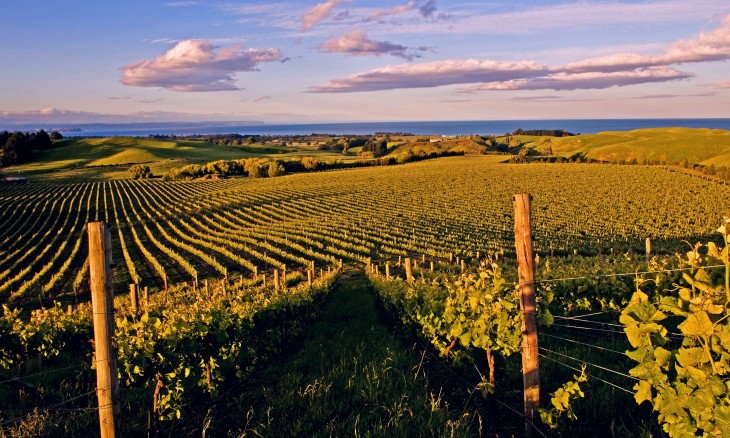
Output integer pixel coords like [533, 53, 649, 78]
[1, 0, 730, 125]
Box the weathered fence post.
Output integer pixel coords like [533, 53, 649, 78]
[405, 257, 413, 282]
[513, 194, 540, 437]
[88, 222, 120, 438]
[129, 284, 138, 314]
[645, 237, 652, 264]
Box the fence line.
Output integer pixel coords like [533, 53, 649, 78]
[538, 353, 634, 395]
[539, 347, 638, 381]
[539, 333, 627, 356]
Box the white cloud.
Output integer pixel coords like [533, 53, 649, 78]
[310, 13, 729, 93]
[120, 40, 282, 92]
[301, 0, 348, 32]
[309, 59, 549, 92]
[318, 30, 420, 59]
[463, 68, 694, 91]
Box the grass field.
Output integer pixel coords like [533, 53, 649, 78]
[513, 127, 730, 166]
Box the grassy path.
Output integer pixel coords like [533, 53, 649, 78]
[216, 270, 475, 437]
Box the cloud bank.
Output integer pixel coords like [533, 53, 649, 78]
[310, 59, 549, 92]
[120, 40, 282, 92]
[311, 13, 730, 92]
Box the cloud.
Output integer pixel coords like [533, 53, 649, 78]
[511, 95, 563, 101]
[309, 59, 549, 92]
[418, 0, 437, 18]
[563, 14, 730, 73]
[301, 0, 347, 32]
[311, 13, 730, 93]
[252, 96, 272, 102]
[464, 68, 693, 91]
[366, 1, 415, 22]
[120, 40, 282, 92]
[318, 30, 422, 60]
[710, 80, 730, 88]
[0, 107, 260, 125]
[166, 1, 197, 6]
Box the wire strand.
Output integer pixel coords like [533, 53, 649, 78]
[540, 347, 638, 381]
[527, 264, 726, 285]
[539, 333, 628, 356]
[538, 353, 634, 395]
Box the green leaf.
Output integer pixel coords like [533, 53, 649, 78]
[679, 312, 714, 337]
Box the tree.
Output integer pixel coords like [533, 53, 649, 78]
[267, 160, 285, 177]
[50, 132, 63, 141]
[129, 164, 153, 179]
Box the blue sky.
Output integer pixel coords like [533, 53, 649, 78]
[1, 0, 729, 124]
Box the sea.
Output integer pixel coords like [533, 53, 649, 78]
[7, 118, 730, 137]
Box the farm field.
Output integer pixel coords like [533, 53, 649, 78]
[1, 155, 727, 305]
[1, 152, 729, 436]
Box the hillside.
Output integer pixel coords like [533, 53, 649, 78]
[521, 127, 730, 166]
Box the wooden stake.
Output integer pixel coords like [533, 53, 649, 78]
[307, 269, 313, 287]
[274, 269, 280, 291]
[386, 262, 390, 279]
[513, 194, 540, 437]
[143, 287, 149, 309]
[645, 237, 651, 264]
[430, 261, 434, 272]
[405, 257, 413, 282]
[129, 284, 138, 314]
[460, 259, 465, 274]
[87, 222, 120, 438]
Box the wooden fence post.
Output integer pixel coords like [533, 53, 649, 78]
[513, 194, 540, 437]
[87, 222, 120, 438]
[307, 269, 313, 288]
[143, 286, 149, 309]
[129, 284, 138, 314]
[405, 257, 413, 282]
[645, 237, 651, 264]
[386, 262, 390, 279]
[274, 269, 280, 291]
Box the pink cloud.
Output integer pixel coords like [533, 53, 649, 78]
[309, 59, 549, 92]
[563, 14, 730, 73]
[310, 13, 729, 93]
[712, 80, 730, 88]
[366, 1, 416, 22]
[464, 68, 693, 91]
[665, 14, 730, 62]
[301, 0, 347, 32]
[120, 40, 282, 92]
[318, 30, 419, 59]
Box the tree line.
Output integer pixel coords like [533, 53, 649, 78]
[0, 130, 61, 166]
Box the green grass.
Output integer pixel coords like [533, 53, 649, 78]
[514, 128, 730, 166]
[208, 270, 476, 437]
[2, 137, 362, 181]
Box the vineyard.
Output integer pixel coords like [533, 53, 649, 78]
[1, 155, 730, 436]
[0, 156, 726, 305]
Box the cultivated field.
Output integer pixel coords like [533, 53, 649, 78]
[1, 155, 726, 305]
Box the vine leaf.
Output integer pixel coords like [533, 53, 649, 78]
[634, 380, 653, 405]
[679, 312, 714, 337]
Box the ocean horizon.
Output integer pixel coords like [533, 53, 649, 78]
[5, 118, 730, 137]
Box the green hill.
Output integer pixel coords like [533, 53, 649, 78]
[523, 128, 730, 166]
[1, 136, 347, 181]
